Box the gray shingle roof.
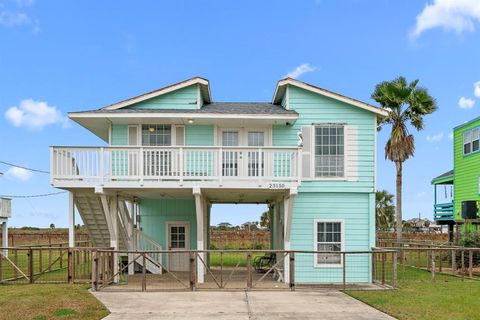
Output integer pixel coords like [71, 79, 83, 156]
[71, 102, 297, 115]
[431, 169, 454, 184]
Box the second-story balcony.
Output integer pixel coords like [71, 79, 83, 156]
[51, 146, 301, 189]
[433, 202, 454, 222]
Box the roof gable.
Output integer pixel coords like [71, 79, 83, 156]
[102, 77, 211, 110]
[272, 78, 389, 117]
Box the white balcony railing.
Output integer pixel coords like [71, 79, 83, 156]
[50, 146, 301, 187]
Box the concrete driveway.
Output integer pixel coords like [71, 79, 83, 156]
[92, 290, 395, 320]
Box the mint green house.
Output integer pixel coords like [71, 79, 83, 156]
[432, 116, 480, 242]
[51, 77, 387, 284]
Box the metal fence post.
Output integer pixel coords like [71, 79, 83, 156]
[342, 252, 346, 290]
[381, 252, 386, 286]
[461, 250, 465, 281]
[289, 251, 295, 291]
[189, 252, 196, 291]
[452, 249, 456, 275]
[28, 249, 34, 284]
[431, 249, 435, 283]
[371, 251, 376, 283]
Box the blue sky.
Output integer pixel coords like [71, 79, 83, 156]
[1, 0, 479, 227]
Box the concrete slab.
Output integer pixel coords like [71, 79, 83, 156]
[92, 290, 395, 320]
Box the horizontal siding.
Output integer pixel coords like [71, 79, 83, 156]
[273, 85, 376, 193]
[111, 124, 128, 145]
[454, 119, 480, 219]
[128, 85, 198, 110]
[291, 192, 372, 283]
[139, 198, 197, 250]
[185, 125, 215, 146]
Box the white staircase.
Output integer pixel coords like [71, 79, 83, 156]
[74, 194, 126, 250]
[134, 229, 163, 274]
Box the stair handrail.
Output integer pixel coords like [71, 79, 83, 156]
[134, 229, 163, 268]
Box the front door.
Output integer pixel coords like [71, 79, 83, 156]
[167, 222, 189, 272]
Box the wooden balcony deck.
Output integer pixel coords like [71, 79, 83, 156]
[50, 146, 301, 189]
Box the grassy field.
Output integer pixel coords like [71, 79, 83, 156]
[0, 284, 109, 320]
[209, 252, 265, 267]
[347, 266, 480, 320]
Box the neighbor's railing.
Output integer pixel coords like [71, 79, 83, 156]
[50, 146, 301, 185]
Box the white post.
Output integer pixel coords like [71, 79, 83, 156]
[128, 200, 135, 275]
[2, 221, 8, 257]
[283, 188, 297, 285]
[110, 196, 119, 283]
[193, 187, 204, 283]
[68, 192, 75, 247]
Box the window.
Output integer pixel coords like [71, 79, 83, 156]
[142, 125, 171, 146]
[473, 128, 479, 153]
[464, 131, 472, 155]
[314, 125, 344, 177]
[315, 220, 343, 266]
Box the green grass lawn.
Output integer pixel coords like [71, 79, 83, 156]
[347, 266, 480, 320]
[209, 252, 264, 267]
[0, 284, 109, 320]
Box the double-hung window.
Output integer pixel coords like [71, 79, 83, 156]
[463, 127, 480, 155]
[314, 125, 344, 177]
[315, 220, 343, 266]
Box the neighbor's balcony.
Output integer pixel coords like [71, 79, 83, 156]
[50, 146, 301, 189]
[433, 202, 454, 222]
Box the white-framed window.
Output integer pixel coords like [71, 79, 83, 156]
[314, 219, 344, 267]
[464, 130, 472, 155]
[472, 128, 479, 153]
[142, 124, 172, 146]
[314, 125, 345, 177]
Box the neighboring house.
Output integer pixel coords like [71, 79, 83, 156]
[432, 116, 480, 242]
[405, 218, 432, 233]
[50, 77, 387, 284]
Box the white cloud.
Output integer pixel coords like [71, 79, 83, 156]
[426, 132, 444, 142]
[286, 63, 316, 79]
[458, 96, 475, 109]
[5, 167, 33, 181]
[5, 99, 66, 130]
[474, 81, 480, 98]
[410, 0, 480, 39]
[0, 10, 29, 27]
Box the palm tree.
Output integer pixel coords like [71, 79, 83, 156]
[372, 77, 437, 241]
[375, 190, 395, 230]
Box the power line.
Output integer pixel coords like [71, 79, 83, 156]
[0, 191, 66, 198]
[0, 160, 50, 174]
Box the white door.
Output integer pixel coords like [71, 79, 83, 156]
[167, 222, 190, 272]
[221, 130, 240, 177]
[247, 131, 265, 177]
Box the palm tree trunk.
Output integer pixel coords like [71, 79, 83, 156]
[395, 161, 403, 241]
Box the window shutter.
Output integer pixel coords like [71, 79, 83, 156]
[301, 126, 313, 180]
[344, 125, 358, 181]
[175, 126, 185, 146]
[128, 126, 138, 146]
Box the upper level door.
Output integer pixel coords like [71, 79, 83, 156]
[247, 131, 265, 177]
[221, 130, 240, 176]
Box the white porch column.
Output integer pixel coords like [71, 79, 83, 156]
[109, 196, 119, 283]
[193, 187, 204, 283]
[68, 192, 75, 247]
[284, 188, 297, 284]
[2, 220, 8, 257]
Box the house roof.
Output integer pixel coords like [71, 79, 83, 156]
[431, 169, 454, 185]
[71, 102, 297, 116]
[272, 77, 389, 117]
[102, 77, 212, 110]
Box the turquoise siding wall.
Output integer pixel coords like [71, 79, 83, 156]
[111, 124, 128, 145]
[291, 193, 373, 283]
[139, 198, 197, 250]
[128, 85, 198, 110]
[273, 85, 375, 193]
[185, 125, 214, 146]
